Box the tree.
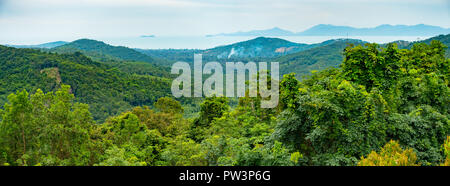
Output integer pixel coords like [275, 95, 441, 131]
[154, 97, 183, 114]
[0, 85, 94, 166]
[0, 90, 33, 164]
[98, 112, 166, 166]
[358, 140, 419, 166]
[161, 135, 207, 166]
[279, 73, 300, 110]
[198, 96, 229, 126]
[190, 96, 229, 142]
[131, 105, 189, 137]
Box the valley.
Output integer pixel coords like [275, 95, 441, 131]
[0, 33, 448, 166]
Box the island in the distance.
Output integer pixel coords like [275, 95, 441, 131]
[140, 35, 156, 38]
[207, 24, 450, 37]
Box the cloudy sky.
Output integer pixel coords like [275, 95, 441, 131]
[0, 0, 449, 44]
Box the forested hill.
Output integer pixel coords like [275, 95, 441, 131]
[46, 34, 450, 81]
[202, 37, 324, 59]
[277, 39, 366, 79]
[277, 34, 450, 79]
[51, 39, 169, 65]
[139, 37, 334, 62]
[387, 34, 450, 56]
[49, 39, 173, 77]
[0, 45, 172, 121]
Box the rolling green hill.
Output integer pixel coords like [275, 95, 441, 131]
[139, 37, 334, 62]
[278, 34, 450, 79]
[52, 39, 157, 63]
[204, 37, 316, 59]
[277, 39, 366, 79]
[0, 45, 172, 121]
[49, 39, 173, 78]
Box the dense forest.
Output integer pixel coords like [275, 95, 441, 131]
[0, 37, 448, 166]
[0, 46, 173, 121]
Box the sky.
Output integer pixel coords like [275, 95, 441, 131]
[0, 0, 449, 44]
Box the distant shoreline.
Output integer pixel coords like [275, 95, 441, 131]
[140, 35, 156, 38]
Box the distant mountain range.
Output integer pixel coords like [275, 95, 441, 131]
[208, 24, 450, 36]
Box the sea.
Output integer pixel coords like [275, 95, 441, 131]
[95, 35, 433, 49]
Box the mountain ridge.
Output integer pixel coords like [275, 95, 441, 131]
[277, 34, 450, 79]
[50, 39, 170, 66]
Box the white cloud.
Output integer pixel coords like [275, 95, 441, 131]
[0, 0, 448, 44]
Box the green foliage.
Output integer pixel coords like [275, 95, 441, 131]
[341, 43, 403, 90]
[280, 73, 300, 110]
[0, 45, 173, 122]
[154, 97, 184, 114]
[95, 145, 148, 166]
[131, 105, 188, 137]
[190, 96, 230, 141]
[161, 135, 207, 166]
[0, 37, 449, 167]
[96, 112, 166, 166]
[274, 40, 449, 165]
[198, 96, 230, 125]
[387, 106, 449, 164]
[0, 85, 94, 165]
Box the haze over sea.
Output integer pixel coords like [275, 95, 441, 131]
[1, 35, 433, 50]
[92, 35, 434, 49]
